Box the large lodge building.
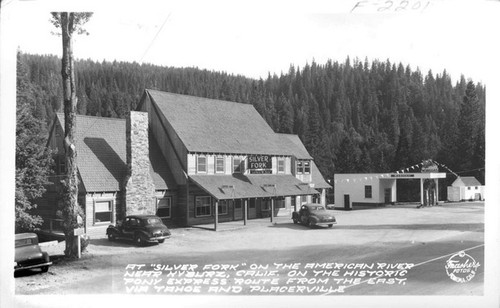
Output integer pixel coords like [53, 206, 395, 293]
[39, 90, 331, 236]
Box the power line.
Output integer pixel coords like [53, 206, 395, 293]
[139, 11, 172, 64]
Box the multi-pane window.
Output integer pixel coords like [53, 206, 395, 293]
[58, 156, 66, 174]
[216, 156, 225, 173]
[94, 201, 112, 224]
[296, 161, 311, 174]
[195, 196, 211, 217]
[233, 157, 242, 173]
[365, 185, 372, 198]
[217, 200, 228, 215]
[277, 157, 285, 173]
[197, 155, 207, 173]
[156, 197, 172, 218]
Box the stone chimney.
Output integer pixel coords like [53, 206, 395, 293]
[123, 111, 156, 216]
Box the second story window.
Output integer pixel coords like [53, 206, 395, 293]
[278, 157, 285, 173]
[216, 156, 225, 173]
[197, 155, 207, 173]
[233, 157, 242, 173]
[303, 161, 311, 174]
[296, 160, 311, 175]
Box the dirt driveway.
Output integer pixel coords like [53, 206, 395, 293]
[13, 202, 485, 297]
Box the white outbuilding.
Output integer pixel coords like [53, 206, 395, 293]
[447, 176, 485, 202]
[334, 172, 446, 210]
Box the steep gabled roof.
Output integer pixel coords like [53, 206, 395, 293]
[146, 89, 310, 158]
[455, 176, 482, 187]
[278, 133, 332, 189]
[55, 114, 176, 192]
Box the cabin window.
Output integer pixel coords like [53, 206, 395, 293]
[365, 185, 372, 198]
[303, 161, 311, 174]
[156, 197, 172, 219]
[215, 156, 225, 173]
[233, 157, 242, 173]
[94, 200, 112, 224]
[195, 196, 211, 217]
[217, 200, 229, 215]
[297, 161, 310, 174]
[58, 156, 66, 174]
[277, 157, 285, 173]
[197, 155, 207, 173]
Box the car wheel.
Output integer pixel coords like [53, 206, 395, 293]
[307, 220, 314, 228]
[293, 218, 298, 224]
[134, 235, 145, 246]
[41, 266, 49, 273]
[108, 232, 116, 241]
[158, 239, 165, 244]
[328, 224, 333, 228]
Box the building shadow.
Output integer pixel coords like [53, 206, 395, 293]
[83, 137, 126, 185]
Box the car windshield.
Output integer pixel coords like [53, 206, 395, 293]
[15, 238, 34, 247]
[309, 206, 325, 211]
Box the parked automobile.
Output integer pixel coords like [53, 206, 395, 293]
[14, 233, 52, 274]
[106, 215, 171, 246]
[292, 203, 337, 228]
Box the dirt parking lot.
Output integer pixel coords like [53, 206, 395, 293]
[13, 201, 485, 298]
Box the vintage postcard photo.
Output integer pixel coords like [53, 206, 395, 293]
[1, 0, 499, 307]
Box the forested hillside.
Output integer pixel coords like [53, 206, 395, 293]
[17, 52, 485, 194]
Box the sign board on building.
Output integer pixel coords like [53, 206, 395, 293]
[390, 174, 416, 178]
[250, 169, 272, 174]
[247, 154, 272, 170]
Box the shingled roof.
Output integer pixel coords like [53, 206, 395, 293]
[278, 133, 332, 189]
[453, 176, 482, 187]
[54, 114, 176, 192]
[145, 89, 311, 158]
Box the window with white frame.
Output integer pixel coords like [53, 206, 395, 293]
[303, 161, 311, 174]
[233, 157, 242, 173]
[217, 200, 229, 215]
[297, 160, 310, 174]
[156, 197, 172, 218]
[277, 157, 285, 173]
[94, 201, 112, 224]
[215, 156, 225, 173]
[197, 155, 207, 173]
[195, 196, 211, 217]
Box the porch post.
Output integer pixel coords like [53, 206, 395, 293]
[214, 200, 218, 231]
[244, 199, 248, 226]
[435, 179, 439, 204]
[420, 179, 424, 206]
[270, 199, 275, 223]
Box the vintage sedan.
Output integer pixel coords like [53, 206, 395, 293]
[106, 215, 171, 246]
[292, 203, 337, 228]
[15, 233, 52, 273]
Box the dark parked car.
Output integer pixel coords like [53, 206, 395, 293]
[292, 203, 337, 228]
[15, 233, 52, 274]
[106, 215, 171, 246]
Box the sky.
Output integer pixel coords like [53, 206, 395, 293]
[3, 0, 499, 83]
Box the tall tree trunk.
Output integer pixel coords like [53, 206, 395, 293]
[60, 12, 80, 257]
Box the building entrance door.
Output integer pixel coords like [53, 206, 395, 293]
[233, 200, 242, 220]
[344, 194, 351, 210]
[385, 188, 392, 204]
[248, 199, 257, 219]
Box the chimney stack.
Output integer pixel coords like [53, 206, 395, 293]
[123, 111, 156, 216]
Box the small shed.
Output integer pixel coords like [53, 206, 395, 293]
[447, 176, 485, 202]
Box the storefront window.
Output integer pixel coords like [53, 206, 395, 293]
[156, 197, 172, 218]
[94, 201, 112, 224]
[218, 200, 228, 215]
[195, 196, 211, 217]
